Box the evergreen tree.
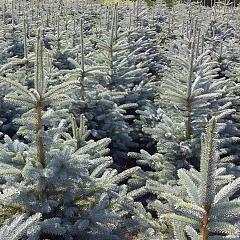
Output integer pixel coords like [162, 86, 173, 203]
[147, 117, 240, 239]
[0, 213, 41, 240]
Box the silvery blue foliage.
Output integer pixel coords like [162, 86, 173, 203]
[0, 213, 41, 240]
[147, 118, 240, 239]
[0, 1, 240, 240]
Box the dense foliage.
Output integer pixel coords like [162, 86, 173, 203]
[0, 0, 240, 239]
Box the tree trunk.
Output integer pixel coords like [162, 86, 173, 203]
[35, 101, 45, 168]
[200, 204, 210, 240]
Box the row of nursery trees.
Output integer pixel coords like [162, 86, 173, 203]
[0, 0, 240, 239]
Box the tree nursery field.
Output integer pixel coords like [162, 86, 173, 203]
[0, 0, 240, 239]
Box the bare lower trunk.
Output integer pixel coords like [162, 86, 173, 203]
[200, 204, 210, 240]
